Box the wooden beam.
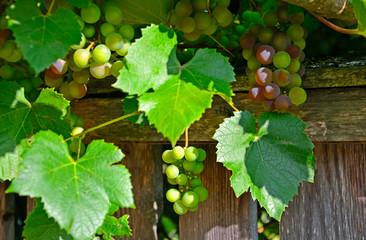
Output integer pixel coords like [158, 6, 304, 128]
[71, 87, 366, 142]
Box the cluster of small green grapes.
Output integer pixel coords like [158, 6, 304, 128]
[0, 23, 42, 102]
[170, 0, 233, 42]
[241, 3, 307, 112]
[43, 1, 133, 100]
[163, 146, 208, 215]
[68, 113, 87, 158]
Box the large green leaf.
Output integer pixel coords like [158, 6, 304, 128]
[8, 131, 134, 240]
[113, 25, 177, 95]
[139, 76, 213, 145]
[350, 0, 366, 31]
[23, 199, 73, 240]
[214, 111, 315, 220]
[0, 81, 70, 156]
[122, 95, 148, 127]
[113, 0, 170, 24]
[180, 48, 235, 98]
[96, 215, 132, 239]
[8, 0, 81, 73]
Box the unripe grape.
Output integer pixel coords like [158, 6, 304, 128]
[249, 24, 263, 37]
[0, 65, 15, 80]
[83, 25, 95, 38]
[212, 6, 233, 27]
[173, 200, 188, 215]
[67, 81, 87, 99]
[242, 48, 253, 60]
[289, 12, 305, 25]
[106, 33, 124, 51]
[192, 162, 204, 174]
[258, 28, 274, 44]
[196, 149, 206, 161]
[294, 38, 306, 50]
[179, 17, 196, 33]
[297, 64, 305, 77]
[30, 77, 43, 89]
[44, 75, 63, 88]
[182, 191, 199, 208]
[276, 5, 288, 22]
[90, 62, 111, 79]
[185, 146, 199, 161]
[194, 12, 211, 30]
[5, 49, 22, 62]
[102, 1, 118, 14]
[116, 41, 130, 56]
[176, 174, 188, 185]
[183, 159, 197, 171]
[72, 69, 90, 84]
[105, 6, 123, 25]
[263, 10, 278, 27]
[162, 150, 175, 163]
[194, 186, 208, 201]
[201, 20, 217, 35]
[111, 61, 124, 77]
[18, 79, 33, 94]
[166, 165, 180, 179]
[59, 81, 73, 100]
[189, 205, 199, 212]
[273, 51, 291, 69]
[167, 177, 177, 185]
[175, 0, 193, 17]
[191, 178, 202, 187]
[247, 56, 261, 70]
[172, 146, 185, 159]
[287, 24, 304, 42]
[119, 24, 134, 41]
[166, 189, 181, 202]
[271, 32, 291, 51]
[71, 33, 86, 50]
[81, 3, 101, 24]
[289, 87, 307, 105]
[92, 44, 111, 64]
[286, 59, 300, 73]
[193, 0, 207, 11]
[184, 29, 201, 42]
[100, 23, 115, 37]
[13, 70, 25, 81]
[73, 49, 91, 68]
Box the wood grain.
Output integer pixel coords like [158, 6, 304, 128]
[0, 183, 6, 240]
[280, 143, 366, 240]
[179, 144, 255, 240]
[86, 56, 366, 94]
[71, 87, 366, 143]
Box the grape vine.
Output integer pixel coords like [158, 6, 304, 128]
[0, 0, 364, 239]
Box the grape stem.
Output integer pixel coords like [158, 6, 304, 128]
[208, 34, 235, 57]
[46, 0, 56, 15]
[219, 93, 240, 112]
[207, 0, 218, 24]
[309, 11, 366, 37]
[185, 128, 189, 149]
[63, 111, 141, 142]
[77, 137, 82, 160]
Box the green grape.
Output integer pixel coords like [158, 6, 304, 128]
[172, 146, 185, 160]
[194, 186, 208, 201]
[286, 59, 300, 73]
[167, 177, 178, 185]
[289, 12, 305, 25]
[242, 48, 253, 60]
[212, 6, 232, 27]
[0, 40, 16, 59]
[27, 89, 39, 102]
[119, 24, 134, 41]
[247, 56, 261, 70]
[67, 81, 87, 99]
[276, 5, 288, 22]
[166, 165, 180, 179]
[193, 0, 207, 11]
[263, 10, 278, 27]
[166, 189, 181, 202]
[101, 23, 116, 37]
[59, 81, 73, 100]
[219, 36, 230, 48]
[287, 73, 302, 89]
[71, 127, 84, 136]
[173, 200, 188, 215]
[287, 24, 304, 42]
[92, 44, 111, 64]
[176, 174, 188, 185]
[196, 149, 206, 161]
[106, 32, 124, 51]
[111, 61, 124, 77]
[248, 73, 256, 86]
[81, 3, 101, 24]
[183, 159, 196, 171]
[30, 76, 43, 89]
[116, 41, 130, 56]
[175, 0, 193, 17]
[0, 65, 15, 80]
[271, 32, 291, 51]
[273, 51, 291, 69]
[105, 6, 123, 25]
[188, 205, 199, 212]
[182, 191, 199, 208]
[217, 0, 230, 7]
[249, 24, 264, 37]
[75, 115, 85, 127]
[185, 146, 199, 161]
[192, 162, 204, 174]
[183, 29, 201, 42]
[169, 10, 182, 26]
[18, 79, 32, 94]
[289, 87, 307, 105]
[89, 62, 110, 79]
[13, 70, 25, 81]
[258, 28, 274, 44]
[194, 12, 211, 30]
[201, 20, 217, 35]
[44, 75, 63, 88]
[83, 25, 95, 38]
[70, 113, 78, 127]
[76, 15, 85, 30]
[71, 33, 86, 50]
[73, 68, 90, 84]
[294, 38, 306, 50]
[190, 178, 202, 187]
[68, 54, 82, 72]
[102, 1, 119, 14]
[179, 17, 196, 34]
[73, 49, 91, 68]
[162, 150, 175, 163]
[69, 139, 86, 155]
[5, 48, 23, 62]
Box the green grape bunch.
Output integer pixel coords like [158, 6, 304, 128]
[162, 146, 208, 215]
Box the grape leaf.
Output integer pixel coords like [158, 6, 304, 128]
[180, 48, 235, 98]
[66, 0, 92, 8]
[350, 0, 366, 31]
[0, 81, 70, 157]
[7, 0, 81, 73]
[0, 137, 31, 181]
[214, 111, 315, 220]
[257, 0, 279, 11]
[113, 25, 177, 95]
[139, 76, 213, 145]
[96, 214, 132, 239]
[122, 95, 148, 127]
[23, 199, 73, 240]
[8, 130, 134, 240]
[303, 13, 320, 34]
[287, 4, 304, 15]
[114, 0, 170, 24]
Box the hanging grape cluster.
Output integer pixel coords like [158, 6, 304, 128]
[170, 0, 233, 42]
[241, 3, 307, 112]
[44, 1, 133, 100]
[163, 146, 208, 215]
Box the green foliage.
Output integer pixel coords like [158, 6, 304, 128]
[213, 111, 315, 220]
[256, 0, 279, 11]
[350, 0, 366, 33]
[0, 81, 70, 156]
[96, 215, 132, 239]
[122, 95, 148, 126]
[8, 131, 134, 240]
[287, 4, 304, 15]
[7, 0, 81, 73]
[23, 199, 73, 240]
[66, 0, 92, 9]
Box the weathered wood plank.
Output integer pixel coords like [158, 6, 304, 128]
[280, 143, 366, 240]
[0, 183, 6, 240]
[0, 183, 14, 240]
[86, 56, 366, 94]
[116, 143, 163, 240]
[71, 87, 366, 142]
[179, 144, 255, 240]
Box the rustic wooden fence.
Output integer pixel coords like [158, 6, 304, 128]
[0, 56, 365, 239]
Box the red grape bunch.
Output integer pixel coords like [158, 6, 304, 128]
[241, 3, 307, 112]
[163, 146, 208, 215]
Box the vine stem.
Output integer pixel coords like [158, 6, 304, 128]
[309, 11, 366, 37]
[63, 111, 141, 142]
[46, 0, 55, 15]
[219, 94, 240, 112]
[185, 128, 189, 148]
[208, 34, 235, 57]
